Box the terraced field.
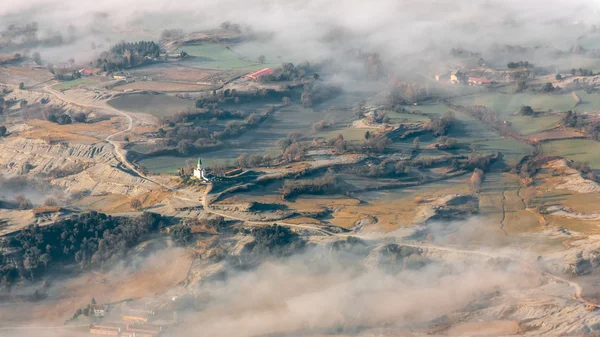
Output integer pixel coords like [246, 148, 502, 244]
[542, 139, 600, 169]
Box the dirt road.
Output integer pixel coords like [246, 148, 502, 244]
[40, 86, 174, 189]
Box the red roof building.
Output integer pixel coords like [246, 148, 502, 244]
[79, 68, 95, 76]
[246, 68, 274, 80]
[468, 77, 491, 85]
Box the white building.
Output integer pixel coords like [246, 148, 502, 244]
[193, 158, 211, 182]
[92, 305, 107, 317]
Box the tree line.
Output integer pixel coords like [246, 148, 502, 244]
[0, 212, 167, 286]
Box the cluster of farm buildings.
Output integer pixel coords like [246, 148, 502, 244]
[435, 69, 492, 85]
[87, 305, 167, 337]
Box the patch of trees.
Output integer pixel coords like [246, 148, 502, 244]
[540, 82, 556, 93]
[220, 21, 242, 33]
[160, 29, 184, 40]
[469, 168, 484, 193]
[96, 41, 160, 71]
[458, 154, 496, 172]
[429, 111, 455, 136]
[0, 125, 6, 137]
[195, 87, 291, 107]
[170, 225, 193, 246]
[379, 244, 430, 273]
[513, 156, 555, 186]
[562, 110, 600, 140]
[300, 82, 342, 108]
[160, 109, 272, 156]
[248, 225, 305, 258]
[360, 51, 384, 80]
[166, 109, 246, 125]
[328, 134, 391, 155]
[236, 153, 274, 168]
[277, 132, 307, 163]
[411, 154, 495, 172]
[369, 111, 389, 124]
[281, 174, 337, 200]
[388, 82, 426, 105]
[572, 161, 598, 182]
[0, 22, 71, 52]
[344, 159, 411, 178]
[41, 106, 75, 125]
[0, 212, 166, 284]
[435, 136, 458, 150]
[312, 120, 329, 133]
[48, 66, 81, 81]
[519, 105, 535, 116]
[571, 68, 595, 76]
[259, 62, 313, 83]
[450, 48, 482, 59]
[507, 61, 533, 69]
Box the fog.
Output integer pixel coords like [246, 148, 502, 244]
[0, 175, 58, 206]
[176, 247, 523, 337]
[0, 240, 530, 337]
[0, 1, 595, 336]
[1, 0, 599, 70]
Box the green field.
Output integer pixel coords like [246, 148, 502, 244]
[385, 111, 430, 122]
[107, 93, 195, 117]
[175, 44, 280, 70]
[52, 78, 93, 90]
[542, 139, 600, 169]
[451, 92, 576, 135]
[138, 103, 353, 173]
[409, 103, 448, 117]
[446, 106, 533, 162]
[573, 91, 600, 112]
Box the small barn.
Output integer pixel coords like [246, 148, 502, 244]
[246, 68, 274, 80]
[468, 77, 492, 85]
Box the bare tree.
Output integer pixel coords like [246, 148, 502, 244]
[469, 168, 484, 194]
[44, 197, 58, 206]
[15, 195, 33, 210]
[130, 199, 142, 210]
[412, 137, 420, 150]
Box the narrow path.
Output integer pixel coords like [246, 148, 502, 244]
[499, 189, 508, 236]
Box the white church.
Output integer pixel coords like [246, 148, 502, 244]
[193, 158, 211, 182]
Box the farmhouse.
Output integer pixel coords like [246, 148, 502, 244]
[93, 305, 108, 317]
[468, 77, 491, 85]
[79, 68, 95, 76]
[246, 68, 274, 80]
[450, 69, 465, 85]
